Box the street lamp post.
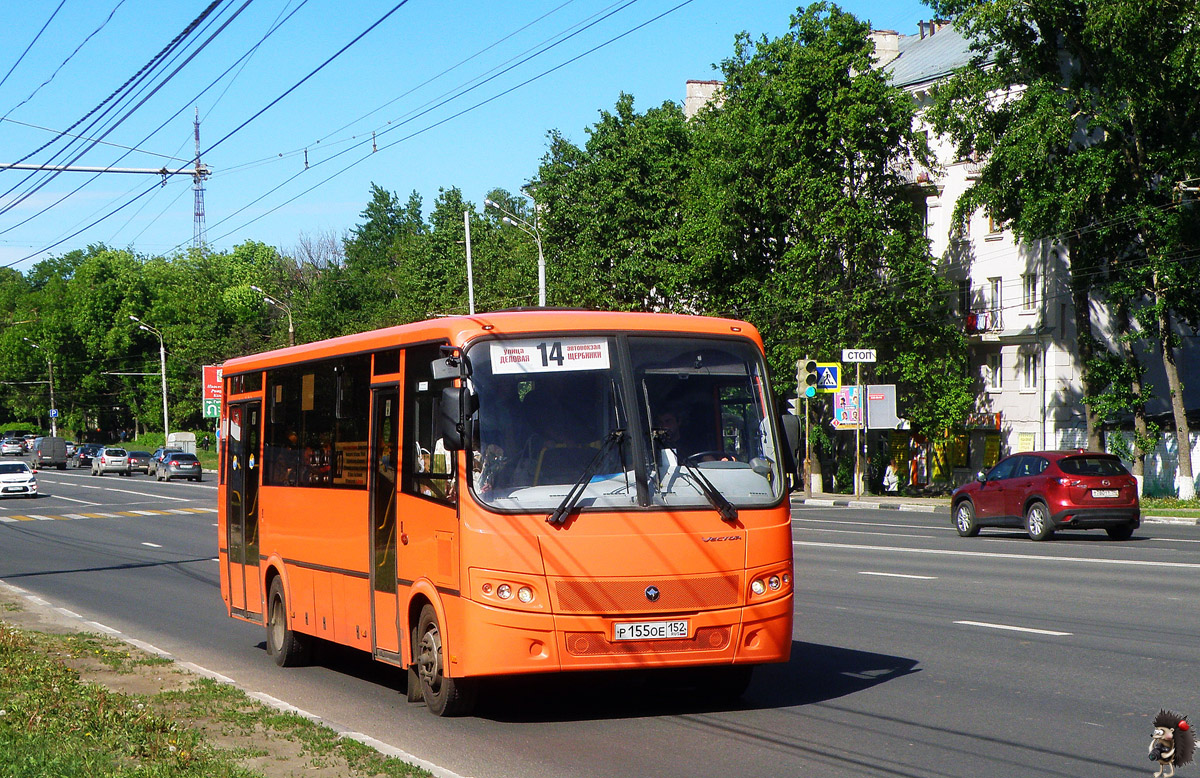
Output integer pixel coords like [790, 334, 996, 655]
[129, 315, 169, 440]
[250, 285, 294, 347]
[22, 338, 56, 436]
[484, 198, 545, 307]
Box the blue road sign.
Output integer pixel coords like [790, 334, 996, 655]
[815, 363, 841, 393]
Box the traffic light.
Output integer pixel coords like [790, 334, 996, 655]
[801, 358, 819, 398]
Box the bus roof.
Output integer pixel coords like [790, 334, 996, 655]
[221, 310, 763, 374]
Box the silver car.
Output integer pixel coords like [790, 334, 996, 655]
[156, 452, 203, 482]
[91, 447, 131, 476]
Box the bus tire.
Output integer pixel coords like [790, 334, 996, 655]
[415, 604, 476, 716]
[266, 578, 310, 667]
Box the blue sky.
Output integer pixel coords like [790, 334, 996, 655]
[0, 0, 930, 269]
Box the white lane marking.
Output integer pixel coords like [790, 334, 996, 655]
[793, 517, 948, 532]
[50, 494, 101, 505]
[91, 486, 189, 501]
[859, 571, 937, 580]
[29, 514, 54, 521]
[794, 540, 1200, 569]
[954, 620, 1072, 637]
[142, 542, 162, 548]
[802, 527, 937, 539]
[0, 516, 15, 522]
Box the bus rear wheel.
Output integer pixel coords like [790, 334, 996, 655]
[266, 578, 310, 667]
[414, 604, 476, 716]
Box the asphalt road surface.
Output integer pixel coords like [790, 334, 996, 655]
[1, 470, 1195, 778]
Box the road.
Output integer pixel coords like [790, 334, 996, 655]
[1, 468, 1194, 778]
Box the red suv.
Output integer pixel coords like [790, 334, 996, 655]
[950, 450, 1140, 541]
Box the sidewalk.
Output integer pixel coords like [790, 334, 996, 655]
[789, 490, 1200, 526]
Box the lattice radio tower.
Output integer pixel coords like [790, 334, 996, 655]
[192, 108, 208, 251]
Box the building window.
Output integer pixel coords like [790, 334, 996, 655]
[989, 277, 1002, 316]
[958, 279, 971, 315]
[1022, 273, 1038, 313]
[1022, 351, 1040, 391]
[985, 353, 1002, 392]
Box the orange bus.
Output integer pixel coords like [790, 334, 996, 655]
[218, 310, 795, 716]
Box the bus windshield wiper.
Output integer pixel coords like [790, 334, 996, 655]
[547, 430, 625, 526]
[679, 460, 739, 523]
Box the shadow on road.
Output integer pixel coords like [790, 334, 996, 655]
[259, 638, 919, 723]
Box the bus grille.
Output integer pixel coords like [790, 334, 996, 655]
[565, 627, 731, 656]
[554, 574, 740, 614]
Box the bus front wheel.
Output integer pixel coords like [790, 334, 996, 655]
[414, 604, 476, 716]
[266, 578, 310, 667]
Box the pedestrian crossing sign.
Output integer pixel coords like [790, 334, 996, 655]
[815, 362, 841, 393]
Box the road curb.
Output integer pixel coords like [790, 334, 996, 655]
[792, 497, 949, 514]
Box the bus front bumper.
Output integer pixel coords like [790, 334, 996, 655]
[453, 594, 793, 678]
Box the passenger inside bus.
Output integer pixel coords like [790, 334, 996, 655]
[478, 376, 620, 490]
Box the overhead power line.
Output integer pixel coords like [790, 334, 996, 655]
[0, 0, 68, 92]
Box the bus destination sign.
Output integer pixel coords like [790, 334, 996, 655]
[491, 338, 611, 375]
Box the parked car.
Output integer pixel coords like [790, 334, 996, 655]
[91, 447, 131, 476]
[149, 448, 183, 478]
[64, 441, 77, 457]
[31, 436, 68, 470]
[950, 450, 1140, 541]
[156, 452, 202, 482]
[76, 444, 102, 468]
[127, 451, 152, 475]
[0, 438, 24, 456]
[0, 461, 37, 497]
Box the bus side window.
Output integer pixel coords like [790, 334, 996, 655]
[403, 343, 456, 503]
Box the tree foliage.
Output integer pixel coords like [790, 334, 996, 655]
[682, 3, 972, 432]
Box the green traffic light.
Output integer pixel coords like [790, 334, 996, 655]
[804, 386, 817, 398]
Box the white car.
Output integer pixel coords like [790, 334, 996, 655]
[0, 461, 37, 497]
[0, 439, 24, 456]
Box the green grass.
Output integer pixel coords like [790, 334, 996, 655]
[1140, 497, 1200, 517]
[0, 621, 432, 778]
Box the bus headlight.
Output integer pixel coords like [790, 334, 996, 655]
[749, 567, 792, 602]
[470, 569, 546, 612]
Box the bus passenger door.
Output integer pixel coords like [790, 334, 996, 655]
[370, 387, 402, 658]
[225, 401, 263, 620]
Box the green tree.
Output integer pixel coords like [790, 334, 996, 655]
[535, 93, 695, 310]
[685, 3, 971, 433]
[926, 0, 1200, 496]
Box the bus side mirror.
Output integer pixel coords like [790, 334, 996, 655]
[778, 412, 800, 476]
[439, 387, 478, 451]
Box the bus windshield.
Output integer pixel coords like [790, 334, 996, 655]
[469, 334, 783, 513]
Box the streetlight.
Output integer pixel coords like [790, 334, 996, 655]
[129, 315, 169, 440]
[250, 285, 294, 347]
[21, 338, 56, 437]
[485, 198, 546, 307]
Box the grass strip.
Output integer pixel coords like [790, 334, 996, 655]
[0, 621, 430, 778]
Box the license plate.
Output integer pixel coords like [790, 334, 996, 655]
[613, 619, 689, 641]
[3, 486, 26, 493]
[1091, 489, 1119, 498]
